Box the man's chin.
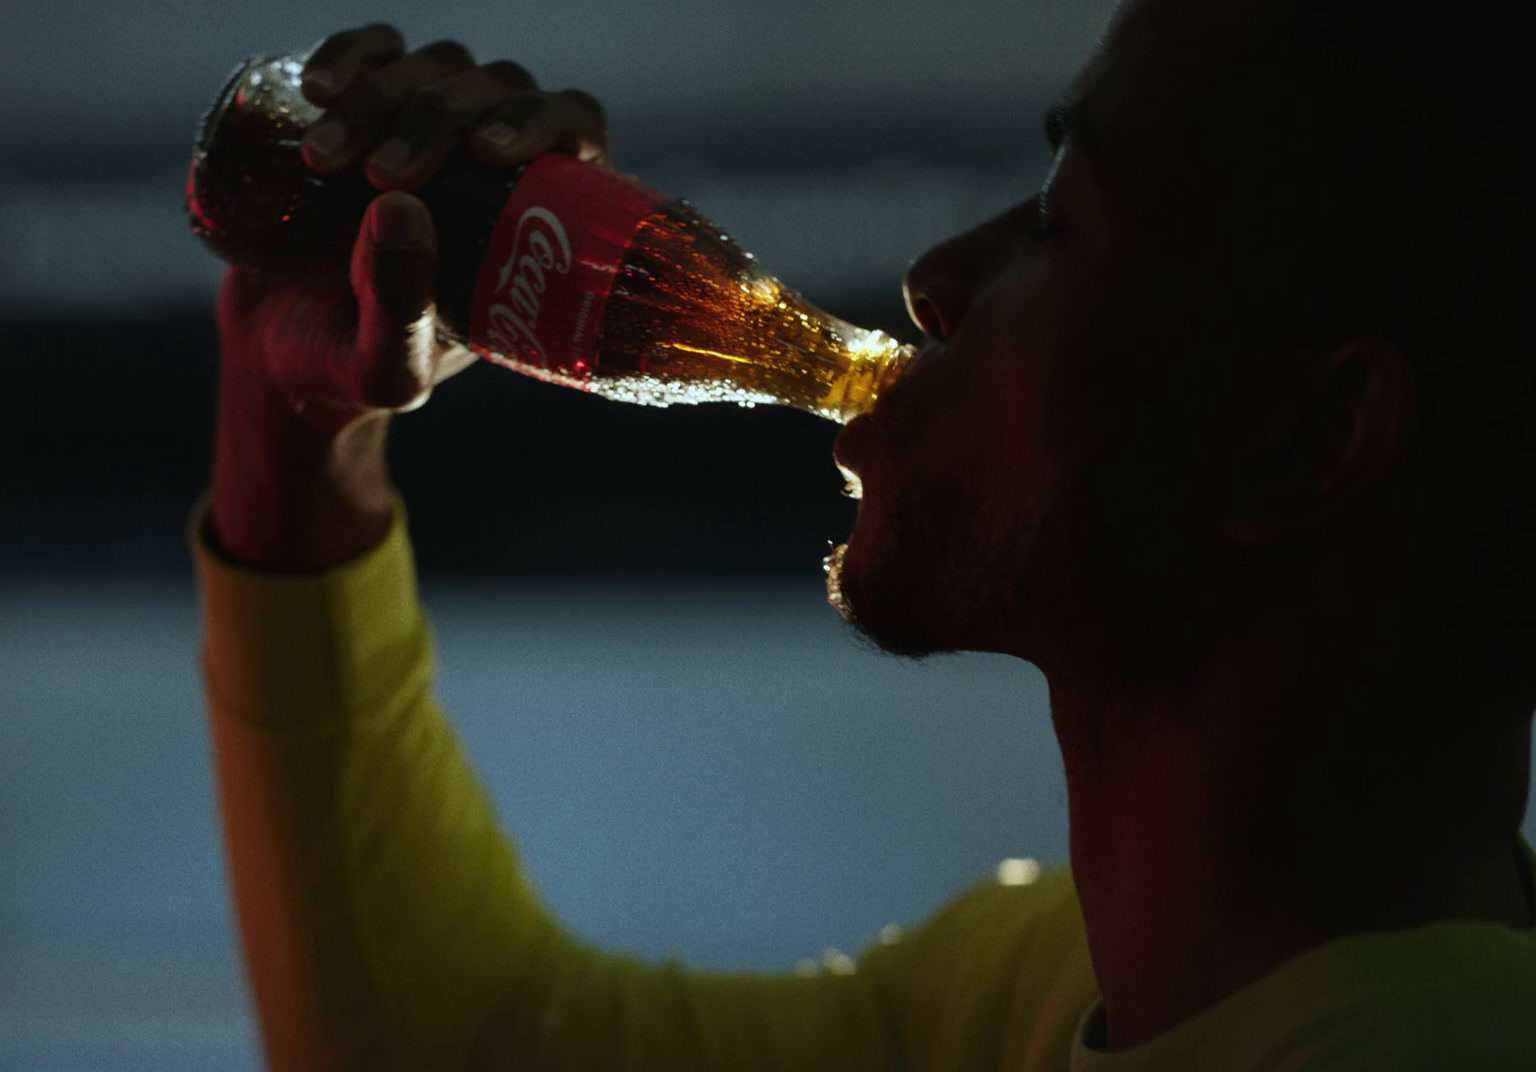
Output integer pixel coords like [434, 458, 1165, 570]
[823, 542, 952, 659]
[823, 543, 857, 622]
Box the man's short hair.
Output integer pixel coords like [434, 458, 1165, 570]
[1138, 0, 1536, 648]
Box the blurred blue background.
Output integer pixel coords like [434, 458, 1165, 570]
[3, 1, 1532, 1069]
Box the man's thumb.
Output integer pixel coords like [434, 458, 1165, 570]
[349, 192, 439, 409]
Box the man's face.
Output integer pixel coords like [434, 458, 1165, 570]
[827, 0, 1274, 668]
[827, 131, 1117, 662]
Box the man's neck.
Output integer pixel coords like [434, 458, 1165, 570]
[1049, 643, 1535, 1053]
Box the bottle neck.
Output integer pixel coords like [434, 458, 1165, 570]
[818, 335, 915, 424]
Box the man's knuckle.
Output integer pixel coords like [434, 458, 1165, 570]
[308, 35, 341, 62]
[492, 91, 545, 125]
[361, 22, 404, 47]
[560, 88, 607, 130]
[327, 26, 367, 49]
[483, 59, 538, 92]
[318, 27, 357, 51]
[305, 44, 348, 77]
[337, 78, 402, 130]
[401, 87, 453, 128]
[321, 22, 399, 59]
[418, 39, 475, 70]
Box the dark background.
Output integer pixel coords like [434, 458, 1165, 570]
[0, 0, 1098, 581]
[5, 2, 1531, 1068]
[1, 303, 882, 580]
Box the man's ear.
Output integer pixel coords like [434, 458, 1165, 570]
[1223, 336, 1420, 548]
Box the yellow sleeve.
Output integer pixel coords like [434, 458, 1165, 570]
[191, 495, 921, 1072]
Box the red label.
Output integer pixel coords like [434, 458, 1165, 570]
[468, 154, 664, 378]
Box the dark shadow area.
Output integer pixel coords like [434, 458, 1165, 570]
[0, 289, 915, 580]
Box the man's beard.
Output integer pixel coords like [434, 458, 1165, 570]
[823, 495, 1043, 660]
[824, 540, 946, 659]
[822, 543, 857, 629]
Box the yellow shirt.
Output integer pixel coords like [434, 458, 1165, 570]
[192, 498, 1536, 1071]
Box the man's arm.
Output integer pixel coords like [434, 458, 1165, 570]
[195, 496, 923, 1071]
[197, 27, 921, 1070]
[198, 493, 556, 1068]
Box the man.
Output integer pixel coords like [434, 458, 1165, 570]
[196, 0, 1536, 1067]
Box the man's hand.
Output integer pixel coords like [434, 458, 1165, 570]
[209, 23, 609, 571]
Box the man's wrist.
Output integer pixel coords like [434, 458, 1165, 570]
[210, 407, 396, 573]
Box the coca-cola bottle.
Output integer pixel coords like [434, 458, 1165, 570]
[186, 53, 913, 423]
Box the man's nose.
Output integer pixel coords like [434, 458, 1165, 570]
[901, 214, 1011, 340]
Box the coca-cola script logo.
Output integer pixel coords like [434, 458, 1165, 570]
[483, 206, 571, 365]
